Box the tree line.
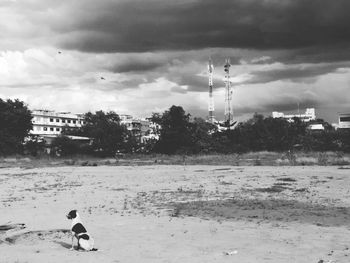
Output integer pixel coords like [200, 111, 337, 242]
[1, 99, 350, 156]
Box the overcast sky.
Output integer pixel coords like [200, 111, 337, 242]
[1, 0, 350, 122]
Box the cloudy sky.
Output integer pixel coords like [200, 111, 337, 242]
[1, 0, 350, 123]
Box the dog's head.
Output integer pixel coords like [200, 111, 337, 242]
[66, 210, 78, 220]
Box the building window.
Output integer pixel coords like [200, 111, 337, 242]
[340, 116, 350, 122]
[73, 120, 76, 124]
[68, 120, 71, 123]
[50, 127, 54, 131]
[56, 119, 60, 122]
[50, 118, 54, 122]
[44, 127, 48, 131]
[62, 119, 66, 123]
[56, 128, 60, 131]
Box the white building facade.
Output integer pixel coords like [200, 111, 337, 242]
[272, 108, 316, 122]
[339, 113, 350, 129]
[31, 110, 85, 136]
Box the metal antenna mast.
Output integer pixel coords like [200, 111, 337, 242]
[224, 58, 233, 124]
[208, 57, 215, 123]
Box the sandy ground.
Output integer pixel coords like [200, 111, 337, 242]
[1, 165, 350, 263]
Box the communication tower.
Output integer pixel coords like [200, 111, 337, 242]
[208, 58, 215, 123]
[224, 58, 233, 125]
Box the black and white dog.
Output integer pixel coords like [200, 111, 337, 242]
[66, 210, 96, 251]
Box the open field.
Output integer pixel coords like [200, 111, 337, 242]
[1, 164, 350, 262]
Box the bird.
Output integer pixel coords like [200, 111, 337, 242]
[58, 51, 62, 54]
[100, 77, 105, 80]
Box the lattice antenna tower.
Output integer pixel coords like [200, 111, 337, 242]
[224, 58, 233, 124]
[208, 57, 215, 123]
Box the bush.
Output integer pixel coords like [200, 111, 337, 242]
[23, 136, 46, 156]
[51, 136, 80, 156]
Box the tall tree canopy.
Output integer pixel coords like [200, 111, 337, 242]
[152, 106, 194, 154]
[79, 111, 128, 156]
[0, 99, 32, 155]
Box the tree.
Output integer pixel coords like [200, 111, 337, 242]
[338, 129, 350, 152]
[0, 99, 32, 155]
[51, 135, 80, 156]
[77, 111, 129, 156]
[190, 117, 217, 153]
[152, 106, 195, 154]
[210, 114, 309, 153]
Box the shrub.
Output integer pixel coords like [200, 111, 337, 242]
[51, 136, 80, 156]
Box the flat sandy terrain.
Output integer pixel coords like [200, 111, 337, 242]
[1, 165, 350, 263]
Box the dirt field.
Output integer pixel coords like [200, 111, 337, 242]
[1, 165, 350, 263]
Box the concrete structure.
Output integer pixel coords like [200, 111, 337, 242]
[272, 108, 316, 122]
[338, 113, 350, 129]
[119, 114, 156, 143]
[30, 110, 90, 154]
[31, 109, 85, 137]
[308, 124, 325, 131]
[142, 119, 160, 141]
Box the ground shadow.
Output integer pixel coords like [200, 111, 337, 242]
[53, 241, 72, 249]
[169, 198, 350, 227]
[3, 229, 70, 244]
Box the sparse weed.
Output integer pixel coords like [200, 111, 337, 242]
[317, 152, 329, 166]
[275, 158, 290, 165]
[286, 151, 296, 165]
[254, 158, 262, 166]
[295, 157, 318, 165]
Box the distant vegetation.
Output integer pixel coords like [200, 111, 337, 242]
[148, 106, 350, 155]
[1, 99, 350, 157]
[0, 99, 32, 155]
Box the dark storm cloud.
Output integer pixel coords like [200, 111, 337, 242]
[170, 74, 208, 93]
[119, 78, 147, 89]
[236, 95, 321, 115]
[243, 62, 350, 85]
[0, 82, 61, 89]
[106, 53, 169, 73]
[111, 60, 164, 73]
[265, 98, 322, 113]
[170, 86, 188, 94]
[266, 45, 350, 65]
[53, 0, 350, 53]
[2, 1, 349, 123]
[165, 58, 350, 94]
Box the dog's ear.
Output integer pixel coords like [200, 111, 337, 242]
[67, 210, 77, 219]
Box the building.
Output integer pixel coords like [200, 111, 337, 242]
[143, 118, 160, 141]
[272, 108, 316, 123]
[338, 113, 350, 129]
[119, 114, 157, 143]
[31, 110, 85, 136]
[30, 110, 89, 145]
[308, 123, 325, 131]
